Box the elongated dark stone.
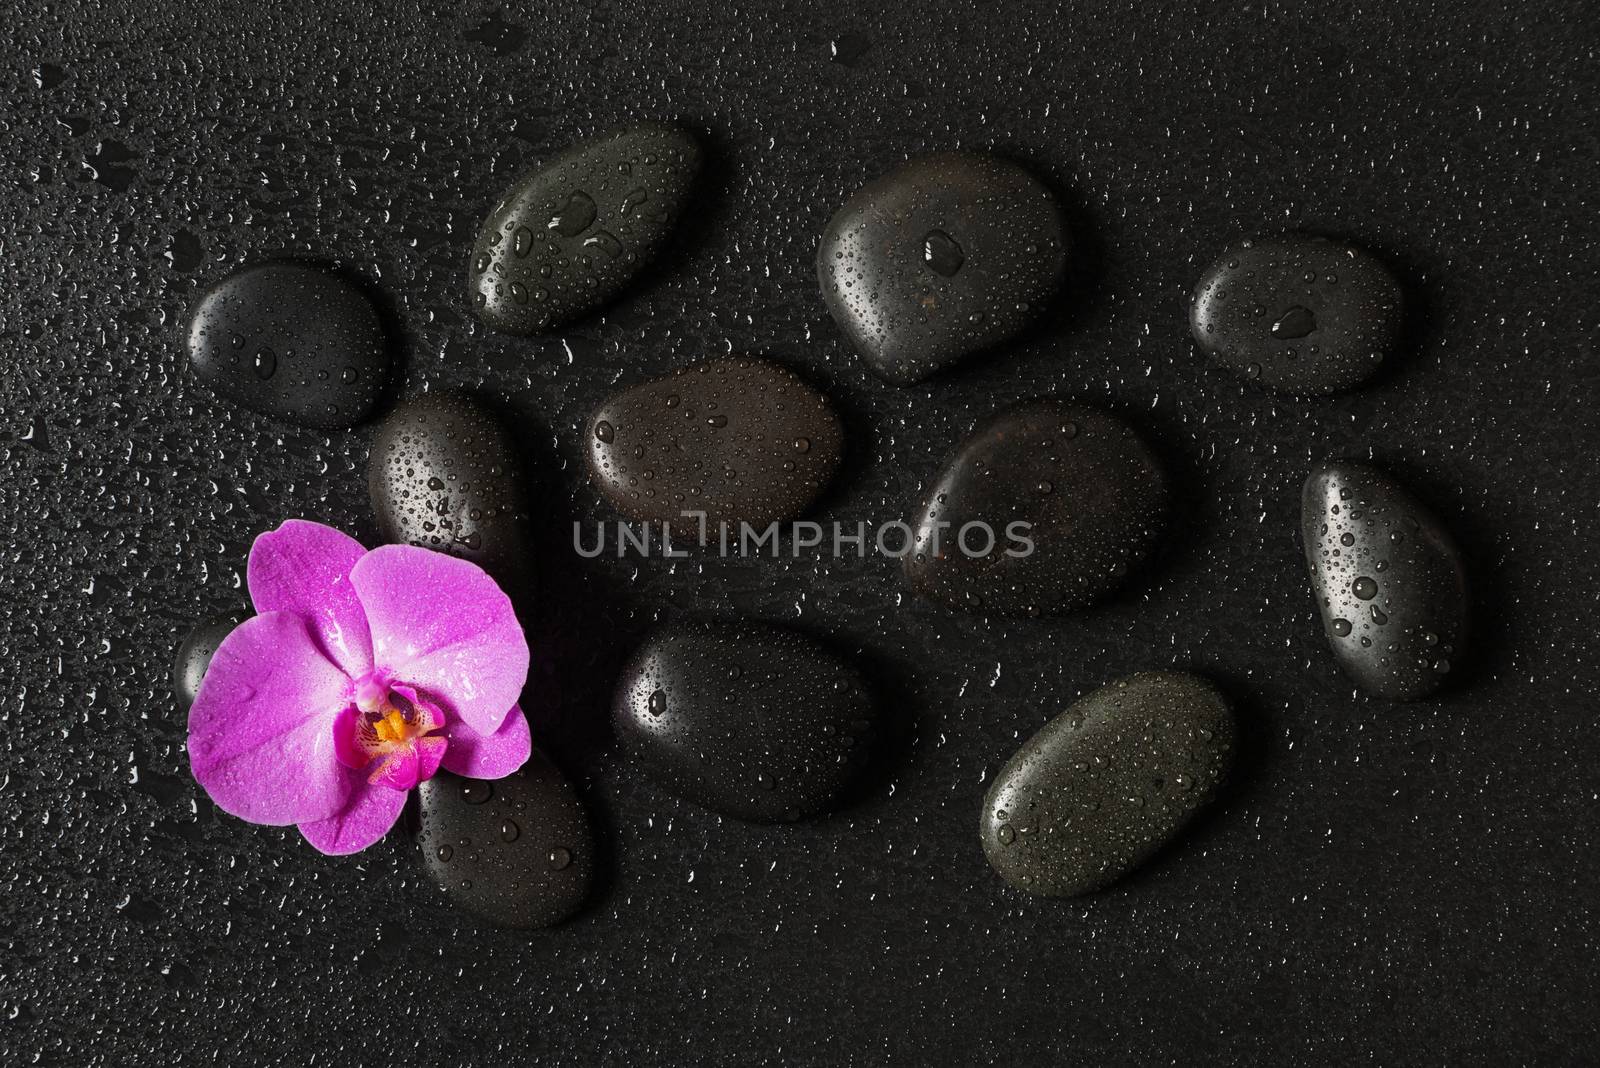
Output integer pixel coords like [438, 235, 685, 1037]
[981, 671, 1235, 897]
[467, 122, 702, 334]
[417, 758, 594, 929]
[1301, 461, 1469, 700]
[903, 401, 1167, 616]
[613, 622, 875, 822]
[1190, 234, 1403, 394]
[368, 393, 531, 590]
[585, 357, 844, 529]
[817, 152, 1067, 385]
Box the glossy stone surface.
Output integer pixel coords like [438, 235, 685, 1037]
[981, 672, 1235, 897]
[585, 357, 844, 529]
[172, 617, 236, 711]
[904, 401, 1167, 615]
[1190, 233, 1404, 394]
[187, 262, 390, 428]
[1301, 461, 1470, 700]
[613, 622, 875, 822]
[368, 393, 530, 589]
[416, 758, 594, 929]
[817, 152, 1067, 385]
[467, 122, 702, 334]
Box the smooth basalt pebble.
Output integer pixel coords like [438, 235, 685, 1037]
[1301, 461, 1469, 700]
[613, 623, 875, 822]
[368, 393, 531, 590]
[904, 401, 1167, 616]
[172, 617, 236, 711]
[417, 757, 594, 928]
[817, 152, 1067, 385]
[187, 262, 390, 428]
[467, 122, 702, 334]
[585, 357, 844, 529]
[1190, 233, 1404, 394]
[981, 671, 1235, 897]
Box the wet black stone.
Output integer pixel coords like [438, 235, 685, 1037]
[368, 393, 531, 590]
[417, 758, 594, 928]
[817, 152, 1067, 385]
[467, 122, 702, 334]
[1301, 461, 1470, 700]
[586, 357, 844, 529]
[187, 262, 390, 429]
[173, 617, 236, 711]
[904, 401, 1167, 616]
[613, 623, 875, 822]
[1190, 233, 1403, 394]
[981, 671, 1235, 897]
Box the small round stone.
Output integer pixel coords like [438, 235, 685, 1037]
[417, 756, 594, 929]
[903, 401, 1167, 616]
[187, 262, 391, 428]
[817, 152, 1068, 385]
[612, 622, 876, 821]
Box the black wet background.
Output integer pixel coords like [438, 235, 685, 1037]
[2, 2, 1597, 1064]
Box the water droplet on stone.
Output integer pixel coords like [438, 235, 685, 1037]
[922, 229, 964, 277]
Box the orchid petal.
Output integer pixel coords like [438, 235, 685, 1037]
[247, 519, 373, 677]
[350, 545, 528, 736]
[440, 703, 531, 779]
[297, 783, 407, 856]
[188, 612, 354, 825]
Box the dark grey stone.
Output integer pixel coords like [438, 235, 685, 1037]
[1301, 460, 1469, 700]
[981, 671, 1235, 897]
[903, 401, 1167, 615]
[585, 357, 844, 529]
[187, 262, 391, 428]
[1189, 233, 1403, 394]
[613, 622, 875, 822]
[173, 617, 236, 711]
[467, 122, 702, 334]
[416, 757, 594, 929]
[368, 393, 531, 591]
[817, 152, 1067, 385]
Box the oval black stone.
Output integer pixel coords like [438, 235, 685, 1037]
[903, 401, 1167, 616]
[613, 623, 875, 822]
[467, 122, 702, 334]
[417, 758, 594, 928]
[187, 262, 390, 428]
[817, 152, 1068, 385]
[173, 617, 237, 711]
[368, 393, 531, 591]
[981, 671, 1235, 897]
[1189, 233, 1403, 394]
[1301, 461, 1469, 700]
[585, 357, 844, 529]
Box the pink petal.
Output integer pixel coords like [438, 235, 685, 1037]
[297, 783, 407, 855]
[248, 519, 373, 677]
[350, 545, 528, 736]
[188, 612, 355, 825]
[440, 703, 531, 779]
[331, 705, 369, 770]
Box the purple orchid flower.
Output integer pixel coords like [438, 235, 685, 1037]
[187, 519, 531, 854]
